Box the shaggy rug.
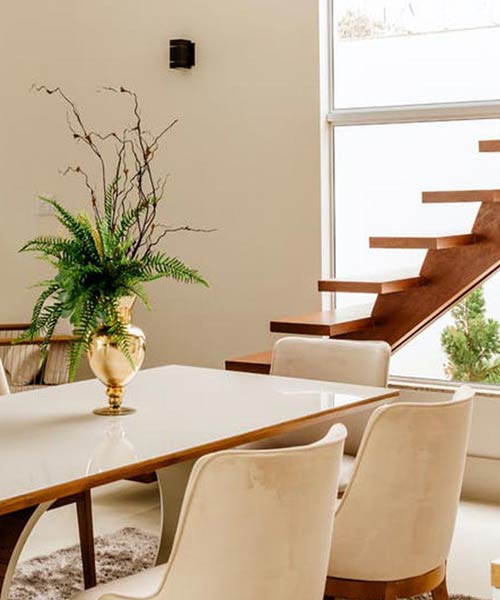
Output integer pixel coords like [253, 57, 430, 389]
[9, 528, 158, 600]
[8, 527, 484, 600]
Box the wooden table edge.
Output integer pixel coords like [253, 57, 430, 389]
[492, 558, 500, 589]
[0, 389, 398, 516]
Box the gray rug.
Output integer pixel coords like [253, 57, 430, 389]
[8, 527, 484, 600]
[9, 527, 158, 600]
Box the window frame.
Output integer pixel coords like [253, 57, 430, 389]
[322, 0, 500, 384]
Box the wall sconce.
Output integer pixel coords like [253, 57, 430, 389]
[170, 39, 196, 69]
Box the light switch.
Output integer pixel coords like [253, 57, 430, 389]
[38, 196, 55, 217]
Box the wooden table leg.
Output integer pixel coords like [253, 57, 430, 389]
[155, 460, 195, 565]
[76, 491, 96, 589]
[52, 492, 96, 588]
[0, 502, 53, 600]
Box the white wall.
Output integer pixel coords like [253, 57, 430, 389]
[0, 0, 323, 370]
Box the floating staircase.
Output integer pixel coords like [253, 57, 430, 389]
[479, 140, 500, 153]
[270, 305, 374, 337]
[225, 351, 273, 375]
[318, 276, 423, 295]
[226, 138, 500, 375]
[369, 235, 477, 250]
[422, 189, 500, 203]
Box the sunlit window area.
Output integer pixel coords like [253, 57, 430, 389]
[334, 119, 500, 384]
[334, 0, 500, 106]
[330, 2, 500, 387]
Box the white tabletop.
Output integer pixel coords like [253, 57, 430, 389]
[0, 365, 398, 515]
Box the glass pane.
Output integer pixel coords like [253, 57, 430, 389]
[334, 119, 500, 381]
[334, 0, 500, 108]
[391, 279, 500, 383]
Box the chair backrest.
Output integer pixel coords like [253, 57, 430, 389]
[154, 424, 347, 600]
[271, 337, 391, 387]
[0, 359, 10, 396]
[270, 338, 392, 453]
[329, 387, 474, 582]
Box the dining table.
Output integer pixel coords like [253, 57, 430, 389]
[0, 364, 399, 599]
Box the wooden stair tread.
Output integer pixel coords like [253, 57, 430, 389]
[270, 305, 373, 336]
[479, 140, 500, 153]
[370, 234, 477, 250]
[422, 190, 500, 203]
[318, 276, 422, 294]
[225, 351, 272, 375]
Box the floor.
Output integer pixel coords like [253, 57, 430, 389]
[21, 482, 500, 599]
[21, 481, 161, 563]
[449, 500, 500, 599]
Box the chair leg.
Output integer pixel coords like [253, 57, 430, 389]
[76, 491, 96, 589]
[325, 566, 445, 600]
[431, 577, 449, 600]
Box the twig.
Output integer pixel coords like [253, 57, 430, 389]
[32, 85, 108, 211]
[59, 166, 99, 215]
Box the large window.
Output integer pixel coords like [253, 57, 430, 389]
[334, 0, 500, 107]
[328, 0, 500, 385]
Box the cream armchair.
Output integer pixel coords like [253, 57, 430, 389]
[73, 424, 347, 600]
[155, 337, 391, 564]
[326, 388, 474, 600]
[269, 337, 392, 491]
[270, 337, 391, 386]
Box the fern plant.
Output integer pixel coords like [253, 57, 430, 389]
[21, 86, 210, 379]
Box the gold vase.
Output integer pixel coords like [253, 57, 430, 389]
[88, 297, 146, 416]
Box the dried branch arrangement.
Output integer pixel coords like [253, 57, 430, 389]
[20, 85, 211, 378]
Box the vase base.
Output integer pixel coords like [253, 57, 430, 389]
[93, 406, 136, 417]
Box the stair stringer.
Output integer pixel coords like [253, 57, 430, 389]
[339, 202, 500, 352]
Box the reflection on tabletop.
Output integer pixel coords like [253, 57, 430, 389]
[86, 421, 139, 475]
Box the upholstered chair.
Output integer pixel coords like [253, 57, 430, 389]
[270, 337, 391, 385]
[268, 337, 392, 491]
[156, 338, 390, 564]
[73, 424, 347, 600]
[326, 387, 474, 600]
[0, 359, 9, 396]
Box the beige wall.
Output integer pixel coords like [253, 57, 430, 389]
[0, 0, 323, 370]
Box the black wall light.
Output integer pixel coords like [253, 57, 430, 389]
[170, 39, 196, 69]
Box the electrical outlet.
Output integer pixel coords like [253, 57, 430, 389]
[37, 196, 55, 217]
